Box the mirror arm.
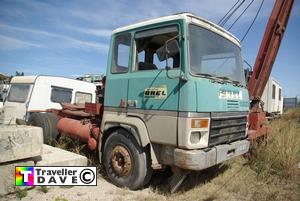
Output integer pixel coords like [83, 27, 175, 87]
[179, 74, 188, 83]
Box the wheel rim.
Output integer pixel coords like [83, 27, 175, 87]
[110, 145, 132, 177]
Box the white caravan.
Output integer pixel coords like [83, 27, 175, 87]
[261, 77, 283, 116]
[0, 75, 96, 142]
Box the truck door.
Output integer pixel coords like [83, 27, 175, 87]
[127, 25, 182, 145]
[104, 33, 132, 109]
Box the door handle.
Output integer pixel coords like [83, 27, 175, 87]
[127, 100, 137, 108]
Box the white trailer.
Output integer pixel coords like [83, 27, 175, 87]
[0, 75, 96, 142]
[261, 77, 283, 116]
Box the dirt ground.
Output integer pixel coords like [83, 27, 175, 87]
[1, 157, 299, 201]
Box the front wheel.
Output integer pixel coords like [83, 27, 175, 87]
[103, 129, 152, 190]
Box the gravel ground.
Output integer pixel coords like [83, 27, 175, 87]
[1, 175, 166, 201]
[1, 157, 299, 201]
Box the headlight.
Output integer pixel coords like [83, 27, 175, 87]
[191, 119, 209, 128]
[190, 131, 201, 144]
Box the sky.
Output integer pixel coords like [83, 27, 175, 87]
[0, 0, 299, 97]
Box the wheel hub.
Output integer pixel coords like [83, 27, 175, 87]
[110, 145, 132, 177]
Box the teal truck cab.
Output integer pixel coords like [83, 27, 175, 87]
[99, 12, 250, 190]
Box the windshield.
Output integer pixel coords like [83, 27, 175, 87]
[7, 84, 31, 103]
[188, 24, 246, 85]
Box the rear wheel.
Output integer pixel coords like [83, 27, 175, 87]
[45, 112, 59, 141]
[103, 129, 152, 190]
[27, 112, 59, 144]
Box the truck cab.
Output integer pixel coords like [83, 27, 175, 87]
[100, 13, 250, 190]
[1, 75, 97, 143]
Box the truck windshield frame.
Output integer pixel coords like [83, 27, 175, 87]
[188, 24, 246, 86]
[7, 83, 31, 103]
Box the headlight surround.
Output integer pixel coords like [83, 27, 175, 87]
[188, 118, 210, 147]
[190, 131, 201, 144]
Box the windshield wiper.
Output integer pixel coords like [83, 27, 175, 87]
[232, 80, 245, 87]
[216, 76, 245, 87]
[195, 73, 213, 77]
[216, 76, 231, 80]
[195, 73, 226, 84]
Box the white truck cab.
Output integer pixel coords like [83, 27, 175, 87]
[2, 75, 97, 124]
[1, 75, 96, 142]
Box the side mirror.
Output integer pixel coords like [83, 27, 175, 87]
[156, 39, 179, 62]
[244, 68, 252, 84]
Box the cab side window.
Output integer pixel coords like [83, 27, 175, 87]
[51, 86, 72, 103]
[112, 33, 132, 73]
[135, 26, 180, 71]
[75, 92, 92, 104]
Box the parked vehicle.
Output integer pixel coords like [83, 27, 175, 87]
[5, 0, 291, 192]
[55, 12, 251, 191]
[261, 78, 283, 116]
[64, 0, 292, 190]
[0, 75, 96, 142]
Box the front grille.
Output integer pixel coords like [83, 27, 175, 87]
[227, 100, 239, 111]
[209, 112, 247, 146]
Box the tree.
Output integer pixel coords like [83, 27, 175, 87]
[15, 71, 24, 76]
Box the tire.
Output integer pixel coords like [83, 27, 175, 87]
[103, 129, 152, 190]
[27, 112, 58, 144]
[45, 112, 59, 141]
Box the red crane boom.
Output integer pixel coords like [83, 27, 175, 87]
[248, 0, 294, 139]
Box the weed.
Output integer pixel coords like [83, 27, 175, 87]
[249, 109, 300, 181]
[16, 188, 27, 199]
[39, 186, 49, 193]
[55, 134, 99, 166]
[54, 196, 68, 201]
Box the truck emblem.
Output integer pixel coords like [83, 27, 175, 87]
[144, 85, 167, 99]
[219, 90, 242, 100]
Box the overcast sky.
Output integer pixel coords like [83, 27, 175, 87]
[0, 0, 299, 97]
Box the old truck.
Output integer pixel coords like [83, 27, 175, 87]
[0, 75, 96, 142]
[55, 12, 250, 191]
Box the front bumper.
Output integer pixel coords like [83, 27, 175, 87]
[174, 139, 249, 170]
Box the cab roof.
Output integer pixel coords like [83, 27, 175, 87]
[10, 76, 37, 84]
[112, 12, 241, 47]
[10, 75, 96, 86]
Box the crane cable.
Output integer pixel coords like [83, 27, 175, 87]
[241, 0, 265, 42]
[219, 0, 246, 27]
[228, 0, 255, 30]
[218, 0, 265, 69]
[241, 0, 265, 71]
[218, 0, 244, 26]
[217, 0, 241, 25]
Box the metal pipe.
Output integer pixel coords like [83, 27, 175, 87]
[57, 117, 99, 150]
